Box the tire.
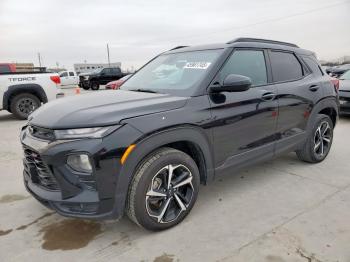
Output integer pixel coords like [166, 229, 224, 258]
[90, 82, 100, 90]
[10, 93, 41, 120]
[82, 84, 90, 90]
[296, 114, 334, 163]
[126, 147, 200, 231]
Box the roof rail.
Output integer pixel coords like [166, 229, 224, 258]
[227, 38, 299, 48]
[169, 46, 188, 51]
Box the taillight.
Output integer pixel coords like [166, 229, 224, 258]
[111, 83, 117, 89]
[50, 75, 61, 85]
[331, 78, 339, 92]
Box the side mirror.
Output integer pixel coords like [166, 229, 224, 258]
[210, 74, 252, 93]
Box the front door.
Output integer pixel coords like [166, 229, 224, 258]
[209, 49, 278, 170]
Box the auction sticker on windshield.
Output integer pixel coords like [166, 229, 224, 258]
[184, 62, 211, 69]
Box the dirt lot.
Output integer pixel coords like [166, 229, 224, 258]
[0, 88, 350, 262]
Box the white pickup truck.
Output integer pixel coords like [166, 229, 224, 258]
[0, 72, 64, 119]
[59, 70, 79, 88]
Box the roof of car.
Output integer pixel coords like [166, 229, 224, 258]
[165, 38, 314, 56]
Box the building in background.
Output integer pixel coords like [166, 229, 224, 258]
[74, 62, 121, 75]
[47, 67, 67, 73]
[338, 56, 350, 64]
[14, 63, 34, 72]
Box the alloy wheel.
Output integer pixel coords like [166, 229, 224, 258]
[313, 120, 332, 157]
[145, 164, 194, 224]
[17, 97, 38, 116]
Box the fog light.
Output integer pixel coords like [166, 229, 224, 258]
[67, 154, 92, 173]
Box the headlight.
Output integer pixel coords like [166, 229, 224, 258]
[54, 125, 121, 139]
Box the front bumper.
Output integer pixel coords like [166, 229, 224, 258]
[20, 124, 142, 219]
[78, 76, 89, 87]
[339, 90, 350, 115]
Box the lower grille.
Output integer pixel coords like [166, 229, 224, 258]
[23, 146, 60, 191]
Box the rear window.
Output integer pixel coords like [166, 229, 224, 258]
[270, 51, 303, 82]
[303, 57, 323, 76]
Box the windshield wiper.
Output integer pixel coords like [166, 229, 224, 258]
[129, 88, 158, 93]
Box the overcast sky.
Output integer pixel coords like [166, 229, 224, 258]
[0, 0, 349, 70]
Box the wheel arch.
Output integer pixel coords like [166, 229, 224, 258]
[129, 125, 215, 184]
[3, 84, 48, 111]
[308, 97, 339, 131]
[112, 125, 215, 218]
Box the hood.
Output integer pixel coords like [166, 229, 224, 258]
[29, 90, 188, 129]
[79, 72, 98, 77]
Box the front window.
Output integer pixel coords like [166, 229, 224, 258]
[340, 70, 350, 80]
[121, 49, 223, 96]
[219, 50, 268, 86]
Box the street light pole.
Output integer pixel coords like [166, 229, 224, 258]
[107, 44, 111, 67]
[38, 52, 42, 67]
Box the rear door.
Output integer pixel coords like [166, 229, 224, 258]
[269, 50, 324, 154]
[209, 48, 278, 170]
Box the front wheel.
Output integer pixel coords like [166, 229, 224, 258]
[296, 114, 334, 163]
[90, 82, 100, 90]
[127, 148, 200, 231]
[82, 84, 90, 90]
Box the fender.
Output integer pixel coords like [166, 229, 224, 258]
[111, 125, 215, 218]
[3, 84, 48, 110]
[306, 97, 339, 133]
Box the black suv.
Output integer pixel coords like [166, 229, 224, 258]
[79, 67, 127, 90]
[21, 38, 339, 231]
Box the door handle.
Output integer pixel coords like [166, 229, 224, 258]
[309, 85, 320, 92]
[261, 92, 276, 101]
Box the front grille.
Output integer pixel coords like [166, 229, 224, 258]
[23, 146, 60, 191]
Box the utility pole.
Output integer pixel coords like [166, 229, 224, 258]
[107, 43, 111, 67]
[38, 52, 42, 67]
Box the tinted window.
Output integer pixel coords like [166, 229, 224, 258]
[270, 51, 303, 82]
[69, 72, 74, 76]
[220, 50, 267, 86]
[102, 68, 111, 75]
[111, 68, 121, 74]
[121, 49, 223, 95]
[60, 72, 68, 77]
[303, 57, 323, 76]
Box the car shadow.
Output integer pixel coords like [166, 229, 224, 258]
[0, 113, 24, 122]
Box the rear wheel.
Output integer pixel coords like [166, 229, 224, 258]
[296, 114, 333, 163]
[10, 93, 41, 120]
[127, 148, 200, 231]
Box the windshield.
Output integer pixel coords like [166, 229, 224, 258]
[91, 68, 103, 74]
[340, 70, 350, 80]
[121, 49, 223, 96]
